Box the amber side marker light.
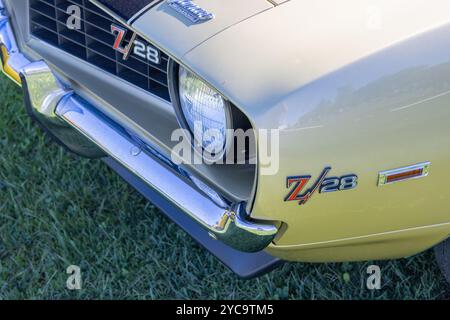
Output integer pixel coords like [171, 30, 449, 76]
[378, 162, 430, 186]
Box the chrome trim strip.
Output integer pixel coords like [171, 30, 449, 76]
[104, 157, 282, 278]
[55, 97, 278, 252]
[378, 162, 431, 186]
[20, 61, 106, 158]
[88, 0, 128, 25]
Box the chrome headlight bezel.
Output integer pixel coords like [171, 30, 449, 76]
[168, 60, 234, 161]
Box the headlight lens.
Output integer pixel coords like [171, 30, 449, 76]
[178, 66, 230, 155]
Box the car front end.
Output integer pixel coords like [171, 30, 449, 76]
[2, 0, 450, 279]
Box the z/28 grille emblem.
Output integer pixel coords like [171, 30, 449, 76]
[111, 24, 160, 64]
[285, 167, 358, 205]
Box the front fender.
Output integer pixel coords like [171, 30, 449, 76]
[184, 0, 450, 260]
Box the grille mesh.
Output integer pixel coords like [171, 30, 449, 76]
[29, 0, 171, 102]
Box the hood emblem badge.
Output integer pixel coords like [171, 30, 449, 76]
[167, 0, 214, 23]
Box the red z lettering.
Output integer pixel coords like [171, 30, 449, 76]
[285, 176, 311, 202]
[285, 167, 332, 205]
[111, 25, 128, 55]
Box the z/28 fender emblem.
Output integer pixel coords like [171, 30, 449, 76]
[285, 167, 358, 205]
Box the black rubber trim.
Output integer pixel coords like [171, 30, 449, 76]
[103, 157, 283, 279]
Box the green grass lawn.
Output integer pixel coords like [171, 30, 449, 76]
[0, 74, 448, 300]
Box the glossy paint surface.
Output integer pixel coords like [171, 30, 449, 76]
[167, 0, 450, 260]
[132, 0, 273, 58]
[7, 0, 450, 261]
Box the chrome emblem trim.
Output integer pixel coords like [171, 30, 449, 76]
[167, 0, 214, 23]
[378, 162, 431, 186]
[285, 167, 358, 205]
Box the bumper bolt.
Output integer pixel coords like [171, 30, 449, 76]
[130, 146, 142, 156]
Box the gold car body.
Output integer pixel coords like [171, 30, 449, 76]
[2, 0, 450, 263]
[129, 0, 450, 261]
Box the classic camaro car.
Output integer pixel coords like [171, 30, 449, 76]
[1, 0, 450, 280]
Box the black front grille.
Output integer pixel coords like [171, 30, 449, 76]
[29, 0, 171, 102]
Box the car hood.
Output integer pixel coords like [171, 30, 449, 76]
[129, 0, 275, 58]
[183, 0, 450, 118]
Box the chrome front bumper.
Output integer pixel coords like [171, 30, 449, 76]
[0, 3, 279, 253]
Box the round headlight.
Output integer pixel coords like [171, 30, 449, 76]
[178, 66, 232, 158]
